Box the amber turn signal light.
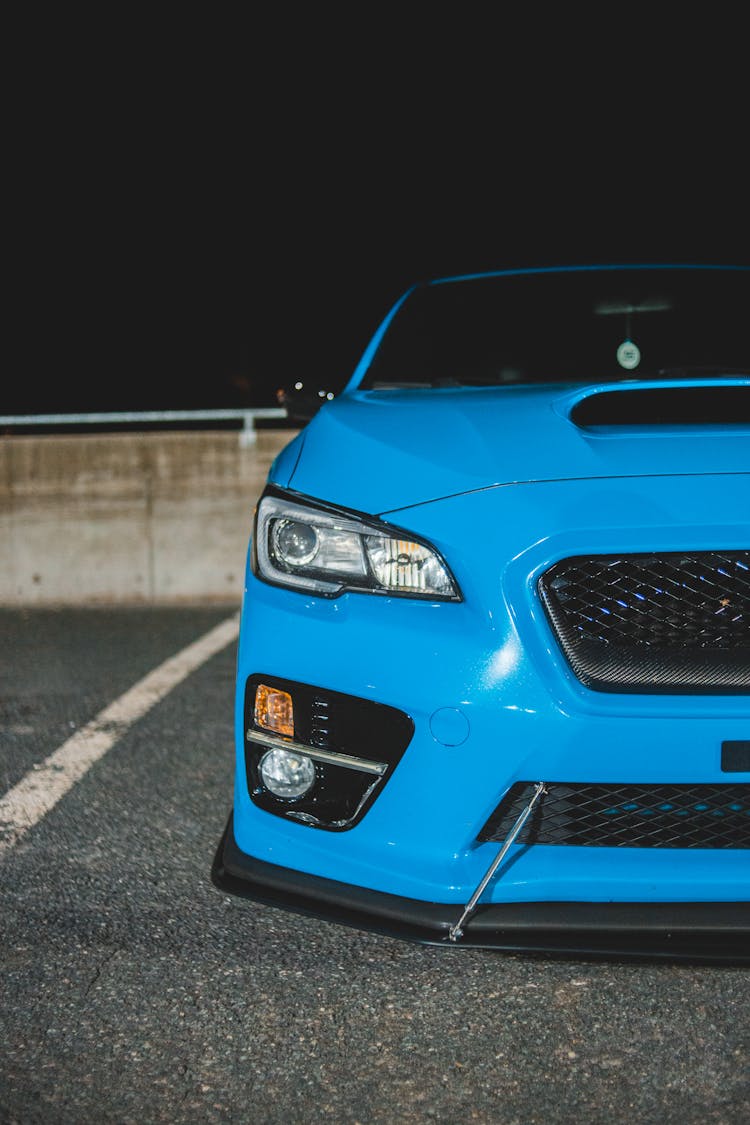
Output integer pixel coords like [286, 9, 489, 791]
[254, 684, 294, 737]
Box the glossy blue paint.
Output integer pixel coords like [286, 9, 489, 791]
[226, 264, 750, 925]
[283, 380, 750, 516]
[232, 469, 750, 904]
[269, 428, 306, 487]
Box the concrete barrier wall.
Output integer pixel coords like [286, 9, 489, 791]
[0, 429, 299, 606]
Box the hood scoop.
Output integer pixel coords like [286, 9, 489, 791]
[571, 385, 750, 429]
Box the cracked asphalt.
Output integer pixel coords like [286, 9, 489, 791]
[1, 607, 748, 1124]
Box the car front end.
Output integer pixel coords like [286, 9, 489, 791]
[213, 265, 750, 962]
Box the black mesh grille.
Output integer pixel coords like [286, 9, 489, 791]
[539, 551, 750, 692]
[479, 782, 750, 849]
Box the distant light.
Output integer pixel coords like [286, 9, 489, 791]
[318, 390, 326, 397]
[326, 392, 335, 400]
[294, 381, 304, 391]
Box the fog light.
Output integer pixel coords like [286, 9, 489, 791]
[258, 748, 315, 799]
[255, 684, 294, 736]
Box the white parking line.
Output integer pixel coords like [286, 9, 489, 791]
[0, 612, 240, 858]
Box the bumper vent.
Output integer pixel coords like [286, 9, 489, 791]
[244, 674, 413, 830]
[479, 782, 750, 849]
[539, 551, 750, 692]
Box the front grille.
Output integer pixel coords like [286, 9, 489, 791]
[539, 551, 750, 692]
[479, 782, 750, 849]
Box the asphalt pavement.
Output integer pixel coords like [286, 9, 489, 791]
[1, 607, 748, 1124]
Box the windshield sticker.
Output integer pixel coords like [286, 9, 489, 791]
[616, 339, 641, 370]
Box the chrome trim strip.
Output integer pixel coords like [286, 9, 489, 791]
[246, 727, 387, 776]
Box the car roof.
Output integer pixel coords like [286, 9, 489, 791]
[426, 262, 748, 286]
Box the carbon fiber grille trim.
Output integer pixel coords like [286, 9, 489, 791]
[479, 782, 750, 849]
[539, 551, 750, 692]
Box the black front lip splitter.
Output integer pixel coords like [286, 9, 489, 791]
[211, 813, 750, 965]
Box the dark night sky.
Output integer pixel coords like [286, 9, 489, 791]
[8, 11, 747, 418]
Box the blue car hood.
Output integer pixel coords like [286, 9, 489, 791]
[281, 382, 749, 516]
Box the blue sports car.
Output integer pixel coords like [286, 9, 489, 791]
[212, 264, 750, 962]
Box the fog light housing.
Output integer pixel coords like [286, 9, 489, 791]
[258, 748, 315, 799]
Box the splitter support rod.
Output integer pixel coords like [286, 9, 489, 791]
[448, 781, 548, 943]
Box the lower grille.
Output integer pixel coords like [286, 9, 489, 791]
[479, 782, 750, 849]
[539, 551, 750, 693]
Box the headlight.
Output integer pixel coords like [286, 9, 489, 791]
[253, 487, 461, 599]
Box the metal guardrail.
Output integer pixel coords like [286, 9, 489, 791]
[0, 408, 288, 446]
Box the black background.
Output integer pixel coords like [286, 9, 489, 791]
[8, 10, 748, 416]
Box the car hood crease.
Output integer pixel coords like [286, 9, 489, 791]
[284, 385, 750, 515]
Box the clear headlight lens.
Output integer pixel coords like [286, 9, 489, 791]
[272, 520, 320, 567]
[253, 489, 460, 599]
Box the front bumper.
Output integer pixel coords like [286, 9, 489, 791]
[218, 473, 749, 957]
[212, 814, 750, 964]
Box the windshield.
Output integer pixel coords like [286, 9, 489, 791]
[359, 266, 749, 389]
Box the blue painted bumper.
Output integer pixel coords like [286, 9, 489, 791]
[212, 814, 750, 963]
[217, 469, 749, 954]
